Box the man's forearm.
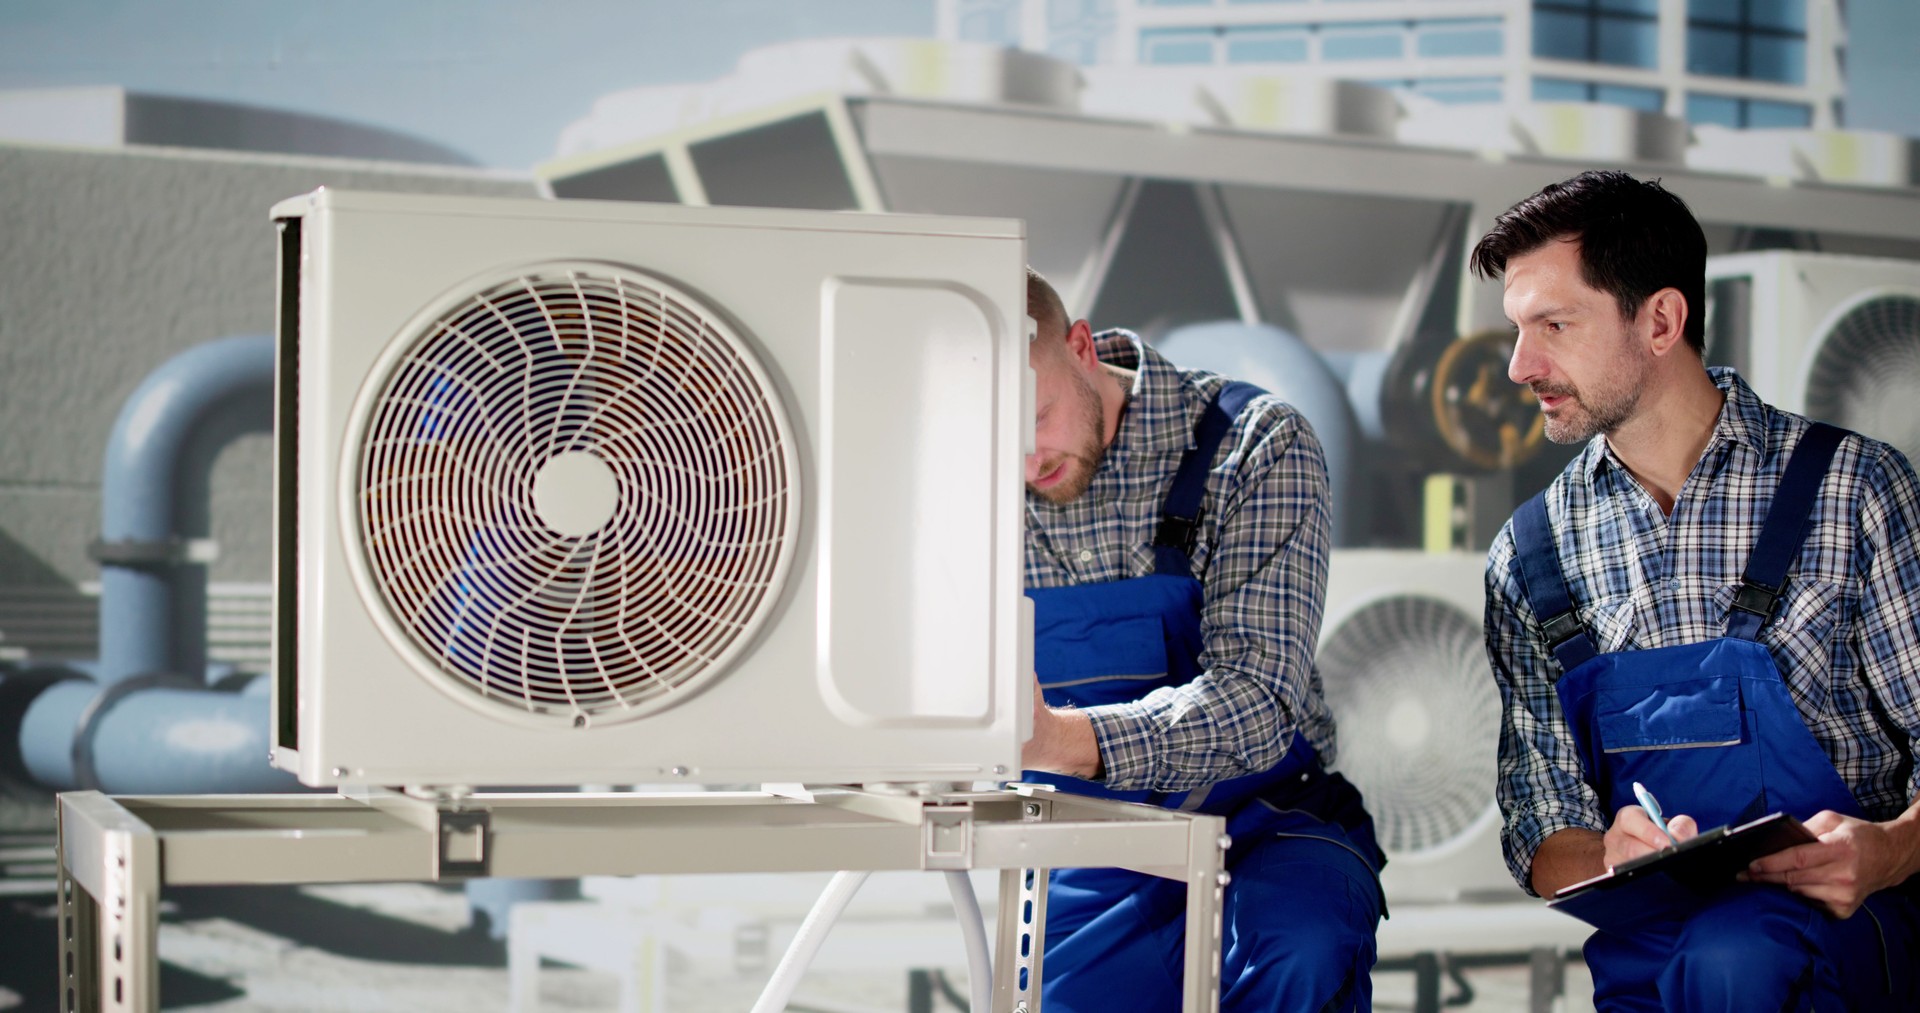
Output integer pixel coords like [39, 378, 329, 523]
[1023, 703, 1102, 779]
[1530, 827, 1607, 898]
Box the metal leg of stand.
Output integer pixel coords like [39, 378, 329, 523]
[1179, 823, 1228, 1013]
[56, 817, 98, 1013]
[58, 792, 163, 1012]
[1411, 952, 1442, 1013]
[1528, 946, 1565, 1013]
[993, 863, 1049, 1012]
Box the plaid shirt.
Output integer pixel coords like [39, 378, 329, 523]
[1486, 367, 1920, 893]
[1025, 330, 1337, 792]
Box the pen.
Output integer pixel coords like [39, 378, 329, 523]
[1633, 781, 1680, 848]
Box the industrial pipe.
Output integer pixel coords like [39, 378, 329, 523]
[8, 334, 301, 794]
[1152, 321, 1363, 544]
[95, 333, 275, 685]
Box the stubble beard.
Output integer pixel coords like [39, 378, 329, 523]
[1029, 371, 1107, 505]
[1534, 337, 1650, 444]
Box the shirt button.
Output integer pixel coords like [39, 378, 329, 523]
[1668, 579, 1681, 590]
[1078, 549, 1094, 563]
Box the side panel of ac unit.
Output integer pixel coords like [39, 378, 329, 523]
[1320, 549, 1519, 902]
[1706, 251, 1920, 464]
[268, 190, 1030, 788]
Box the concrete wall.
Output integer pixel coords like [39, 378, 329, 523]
[0, 142, 535, 656]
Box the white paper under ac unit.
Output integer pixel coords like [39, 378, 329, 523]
[1319, 550, 1518, 903]
[267, 190, 1031, 789]
[1705, 251, 1920, 466]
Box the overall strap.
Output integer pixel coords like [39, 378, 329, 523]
[1153, 381, 1266, 579]
[1725, 422, 1847, 640]
[1512, 492, 1598, 675]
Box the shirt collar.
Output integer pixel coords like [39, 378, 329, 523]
[1094, 328, 1205, 459]
[1583, 366, 1769, 480]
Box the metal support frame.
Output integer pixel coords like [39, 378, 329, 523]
[57, 786, 1226, 1013]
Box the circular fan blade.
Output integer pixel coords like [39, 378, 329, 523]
[355, 264, 797, 726]
[1804, 295, 1920, 466]
[1320, 595, 1500, 855]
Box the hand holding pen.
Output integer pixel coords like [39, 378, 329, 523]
[1634, 781, 1680, 848]
[1602, 782, 1699, 870]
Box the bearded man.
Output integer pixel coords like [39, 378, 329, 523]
[1478, 170, 1920, 1009]
[1018, 267, 1385, 1012]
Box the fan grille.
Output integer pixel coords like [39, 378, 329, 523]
[1320, 595, 1499, 854]
[356, 264, 795, 724]
[1805, 294, 1920, 466]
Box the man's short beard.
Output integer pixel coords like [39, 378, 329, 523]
[1534, 378, 1641, 444]
[1029, 370, 1107, 504]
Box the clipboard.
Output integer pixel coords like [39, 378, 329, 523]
[1547, 812, 1817, 932]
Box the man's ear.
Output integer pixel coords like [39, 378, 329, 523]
[1643, 288, 1690, 358]
[1062, 319, 1098, 370]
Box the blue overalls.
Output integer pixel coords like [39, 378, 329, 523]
[1513, 422, 1920, 1011]
[1025, 382, 1386, 1012]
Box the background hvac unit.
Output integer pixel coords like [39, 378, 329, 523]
[269, 189, 1030, 789]
[1705, 251, 1920, 467]
[1319, 550, 1518, 902]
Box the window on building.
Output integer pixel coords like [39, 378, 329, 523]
[1534, 0, 1659, 69]
[1686, 91, 1811, 127]
[1225, 25, 1309, 63]
[1686, 0, 1808, 84]
[1141, 26, 1218, 64]
[1535, 77, 1664, 111]
[1417, 18, 1504, 59]
[955, 0, 1023, 45]
[1323, 21, 1405, 61]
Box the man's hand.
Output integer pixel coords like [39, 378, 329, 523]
[1745, 810, 1920, 919]
[1604, 804, 1698, 870]
[1021, 676, 1102, 779]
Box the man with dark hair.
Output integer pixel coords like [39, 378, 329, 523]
[1476, 169, 1920, 1008]
[1019, 266, 1384, 1010]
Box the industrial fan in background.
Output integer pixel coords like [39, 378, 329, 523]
[270, 189, 1029, 790]
[1705, 252, 1920, 465]
[1319, 550, 1518, 902]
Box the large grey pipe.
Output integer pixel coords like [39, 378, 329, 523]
[12, 334, 300, 793]
[1151, 322, 1361, 545]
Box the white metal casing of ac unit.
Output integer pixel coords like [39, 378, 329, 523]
[1706, 250, 1920, 423]
[268, 189, 1031, 789]
[1320, 549, 1518, 903]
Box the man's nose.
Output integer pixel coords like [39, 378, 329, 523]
[1508, 329, 1541, 386]
[1024, 451, 1044, 482]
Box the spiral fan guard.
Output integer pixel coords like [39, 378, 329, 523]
[1319, 594, 1500, 854]
[353, 263, 797, 726]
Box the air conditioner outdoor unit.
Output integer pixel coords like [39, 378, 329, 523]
[1705, 251, 1920, 465]
[1319, 549, 1517, 903]
[268, 189, 1030, 789]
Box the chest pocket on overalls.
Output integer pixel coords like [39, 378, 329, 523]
[1039, 614, 1181, 708]
[1582, 587, 1741, 753]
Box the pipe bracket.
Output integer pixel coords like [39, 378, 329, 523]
[89, 537, 219, 567]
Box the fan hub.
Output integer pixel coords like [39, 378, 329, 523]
[1385, 697, 1431, 752]
[533, 451, 619, 537]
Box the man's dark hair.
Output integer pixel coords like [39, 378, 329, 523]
[1470, 170, 1708, 356]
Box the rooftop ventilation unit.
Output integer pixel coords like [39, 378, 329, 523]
[268, 190, 1030, 788]
[1705, 251, 1920, 467]
[1319, 550, 1516, 902]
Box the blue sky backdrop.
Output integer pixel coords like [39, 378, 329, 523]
[0, 0, 1913, 169]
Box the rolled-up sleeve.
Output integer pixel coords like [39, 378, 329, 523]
[1089, 406, 1331, 792]
[1484, 528, 1607, 895]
